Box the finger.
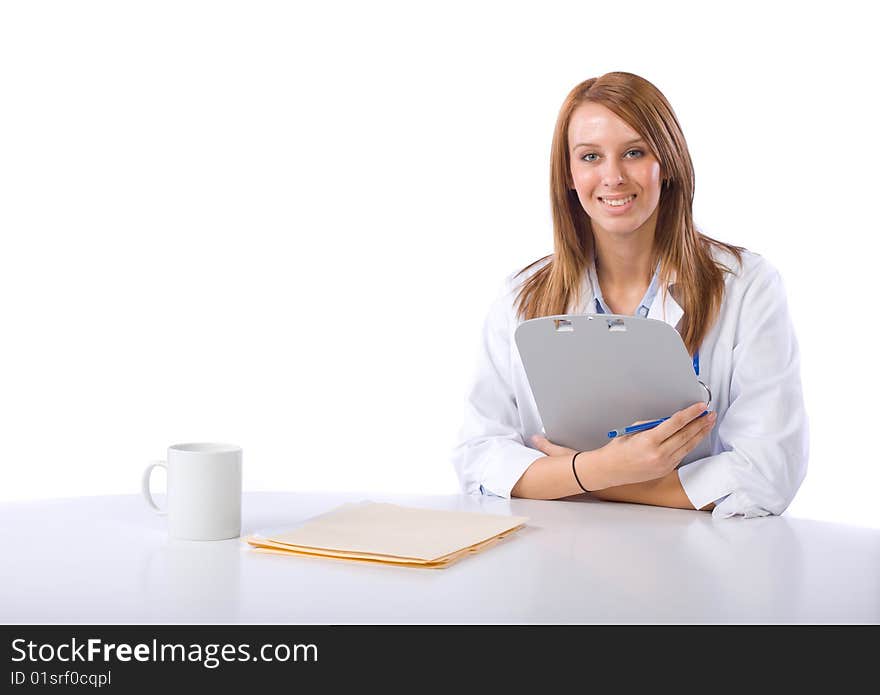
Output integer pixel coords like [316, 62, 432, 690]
[649, 402, 708, 444]
[664, 411, 716, 460]
[530, 434, 576, 458]
[660, 409, 714, 455]
[669, 419, 715, 467]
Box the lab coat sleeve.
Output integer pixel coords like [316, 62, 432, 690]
[451, 279, 543, 498]
[677, 260, 809, 518]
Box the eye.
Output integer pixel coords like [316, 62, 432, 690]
[580, 153, 599, 162]
[625, 149, 644, 158]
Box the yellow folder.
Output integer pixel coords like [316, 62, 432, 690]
[245, 501, 529, 569]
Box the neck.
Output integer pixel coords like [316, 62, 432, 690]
[593, 233, 656, 290]
[591, 203, 659, 290]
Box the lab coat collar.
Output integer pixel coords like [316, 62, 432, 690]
[576, 259, 684, 330]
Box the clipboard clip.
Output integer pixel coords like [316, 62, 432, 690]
[553, 318, 574, 332]
[698, 379, 712, 406]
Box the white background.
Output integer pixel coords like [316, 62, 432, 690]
[2, 1, 877, 528]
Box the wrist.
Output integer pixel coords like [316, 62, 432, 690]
[572, 447, 613, 491]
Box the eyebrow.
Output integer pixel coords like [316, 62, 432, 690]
[571, 138, 647, 151]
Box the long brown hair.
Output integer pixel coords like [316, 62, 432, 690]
[514, 72, 744, 354]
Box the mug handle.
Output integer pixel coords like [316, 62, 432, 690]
[142, 460, 168, 515]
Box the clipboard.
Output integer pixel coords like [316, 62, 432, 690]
[514, 314, 711, 452]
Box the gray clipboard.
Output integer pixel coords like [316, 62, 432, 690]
[514, 314, 711, 452]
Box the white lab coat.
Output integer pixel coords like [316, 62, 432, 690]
[451, 246, 809, 519]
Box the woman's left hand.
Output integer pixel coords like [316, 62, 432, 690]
[531, 434, 577, 459]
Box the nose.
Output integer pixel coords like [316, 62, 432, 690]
[601, 159, 627, 188]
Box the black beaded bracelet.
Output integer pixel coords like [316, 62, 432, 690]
[572, 451, 589, 493]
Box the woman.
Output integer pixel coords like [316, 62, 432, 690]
[451, 72, 808, 518]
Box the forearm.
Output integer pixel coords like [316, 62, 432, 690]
[590, 470, 715, 511]
[511, 450, 611, 500]
[511, 450, 715, 511]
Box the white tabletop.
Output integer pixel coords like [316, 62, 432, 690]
[1, 491, 878, 624]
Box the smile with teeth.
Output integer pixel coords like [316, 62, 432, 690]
[599, 194, 636, 207]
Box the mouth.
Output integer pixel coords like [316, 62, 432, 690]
[598, 194, 636, 212]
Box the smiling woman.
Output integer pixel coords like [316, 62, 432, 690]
[450, 72, 809, 519]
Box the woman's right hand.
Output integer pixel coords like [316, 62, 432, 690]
[597, 402, 716, 488]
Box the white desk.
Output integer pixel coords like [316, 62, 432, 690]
[1, 492, 878, 624]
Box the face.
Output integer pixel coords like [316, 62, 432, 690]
[567, 102, 664, 240]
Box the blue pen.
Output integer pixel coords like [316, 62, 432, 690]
[607, 411, 709, 438]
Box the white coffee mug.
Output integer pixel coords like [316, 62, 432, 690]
[142, 442, 242, 541]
